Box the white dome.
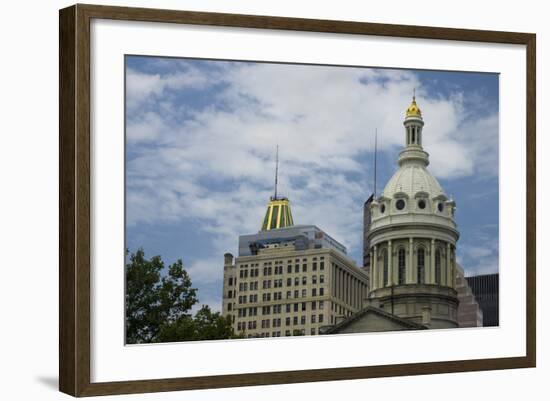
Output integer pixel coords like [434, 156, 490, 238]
[382, 164, 446, 200]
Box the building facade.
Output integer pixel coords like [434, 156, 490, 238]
[365, 96, 460, 329]
[222, 196, 369, 338]
[466, 273, 499, 326]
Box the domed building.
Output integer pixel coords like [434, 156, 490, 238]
[365, 95, 460, 329]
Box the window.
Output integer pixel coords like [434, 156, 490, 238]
[294, 290, 299, 298]
[301, 316, 306, 325]
[302, 276, 307, 285]
[382, 248, 389, 286]
[287, 277, 292, 286]
[294, 265, 299, 273]
[396, 199, 406, 210]
[228, 277, 233, 286]
[302, 302, 306, 311]
[320, 261, 325, 270]
[319, 314, 324, 323]
[286, 304, 291, 313]
[293, 316, 298, 325]
[286, 290, 291, 299]
[438, 202, 444, 212]
[312, 288, 317, 297]
[302, 289, 307, 298]
[285, 317, 291, 326]
[320, 274, 325, 284]
[380, 203, 386, 214]
[287, 265, 292, 273]
[295, 277, 300, 286]
[417, 247, 425, 284]
[294, 303, 298, 312]
[302, 264, 307, 272]
[398, 248, 406, 284]
[418, 199, 426, 209]
[319, 301, 324, 309]
[311, 315, 316, 323]
[312, 301, 317, 310]
[312, 262, 317, 271]
[435, 249, 442, 284]
[319, 288, 324, 296]
[311, 328, 316, 335]
[312, 275, 317, 284]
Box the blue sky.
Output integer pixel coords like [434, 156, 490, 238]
[125, 56, 499, 312]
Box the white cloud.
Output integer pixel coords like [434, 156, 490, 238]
[125, 60, 498, 281]
[458, 224, 499, 276]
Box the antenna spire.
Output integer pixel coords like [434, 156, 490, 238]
[413, 87, 416, 100]
[374, 129, 378, 198]
[274, 145, 279, 199]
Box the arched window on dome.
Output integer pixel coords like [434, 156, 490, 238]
[382, 248, 389, 287]
[417, 247, 425, 284]
[398, 248, 406, 285]
[435, 249, 442, 285]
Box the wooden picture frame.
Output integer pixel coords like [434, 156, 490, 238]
[59, 3, 536, 397]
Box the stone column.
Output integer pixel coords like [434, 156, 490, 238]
[388, 240, 393, 285]
[346, 273, 352, 305]
[446, 242, 452, 287]
[451, 245, 456, 289]
[408, 238, 414, 283]
[369, 249, 374, 293]
[335, 266, 339, 300]
[430, 238, 436, 284]
[373, 245, 378, 291]
[330, 264, 336, 298]
[339, 268, 343, 301]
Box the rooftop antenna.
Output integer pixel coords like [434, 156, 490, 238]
[274, 145, 279, 200]
[373, 129, 378, 198]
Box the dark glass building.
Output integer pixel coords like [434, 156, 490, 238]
[465, 274, 499, 327]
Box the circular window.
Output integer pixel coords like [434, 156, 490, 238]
[396, 199, 405, 210]
[418, 199, 426, 209]
[438, 202, 444, 212]
[380, 204, 386, 214]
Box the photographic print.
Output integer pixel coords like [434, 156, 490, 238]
[124, 55, 499, 344]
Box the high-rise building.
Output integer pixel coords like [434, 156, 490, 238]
[466, 273, 499, 326]
[222, 180, 369, 338]
[363, 95, 461, 329]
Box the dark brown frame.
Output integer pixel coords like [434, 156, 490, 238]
[59, 3, 536, 397]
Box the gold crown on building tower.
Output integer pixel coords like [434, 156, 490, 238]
[260, 146, 294, 231]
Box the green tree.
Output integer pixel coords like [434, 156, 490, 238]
[157, 305, 239, 342]
[125, 248, 236, 344]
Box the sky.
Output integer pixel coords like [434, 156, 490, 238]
[125, 56, 499, 313]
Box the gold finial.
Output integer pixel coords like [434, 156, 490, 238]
[406, 91, 422, 117]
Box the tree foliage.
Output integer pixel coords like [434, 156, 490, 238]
[125, 248, 236, 344]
